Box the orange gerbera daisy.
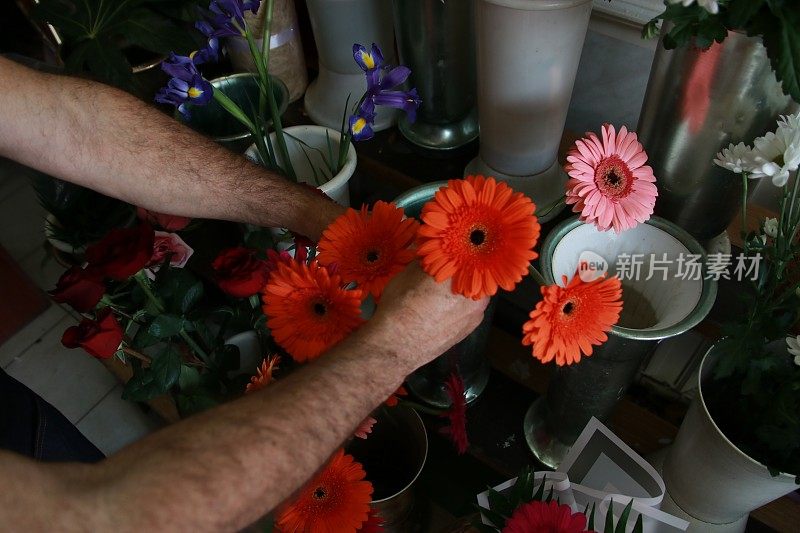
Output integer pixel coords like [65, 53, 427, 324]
[385, 385, 408, 407]
[416, 175, 540, 300]
[263, 261, 364, 362]
[318, 201, 419, 299]
[522, 274, 623, 366]
[245, 355, 281, 394]
[276, 450, 373, 533]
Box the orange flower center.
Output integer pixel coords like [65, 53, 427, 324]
[562, 301, 575, 315]
[313, 486, 328, 500]
[595, 156, 633, 200]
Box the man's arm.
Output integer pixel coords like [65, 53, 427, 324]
[0, 265, 487, 532]
[0, 57, 342, 240]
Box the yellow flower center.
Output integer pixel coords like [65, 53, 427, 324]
[361, 52, 375, 70]
[187, 87, 203, 99]
[353, 118, 367, 133]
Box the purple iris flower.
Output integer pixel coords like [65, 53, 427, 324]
[191, 21, 221, 65]
[207, 0, 261, 37]
[154, 54, 213, 119]
[349, 109, 377, 141]
[352, 43, 422, 125]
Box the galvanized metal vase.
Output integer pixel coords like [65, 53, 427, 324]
[392, 0, 478, 150]
[465, 0, 592, 222]
[395, 183, 494, 408]
[177, 73, 289, 153]
[524, 217, 717, 468]
[346, 406, 428, 532]
[304, 0, 398, 131]
[638, 30, 794, 243]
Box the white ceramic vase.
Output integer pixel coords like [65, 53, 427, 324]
[304, 0, 398, 131]
[465, 0, 592, 222]
[660, 346, 798, 532]
[245, 124, 356, 206]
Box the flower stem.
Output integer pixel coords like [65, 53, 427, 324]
[538, 195, 566, 218]
[179, 329, 211, 365]
[527, 264, 547, 286]
[740, 172, 749, 246]
[134, 272, 165, 314]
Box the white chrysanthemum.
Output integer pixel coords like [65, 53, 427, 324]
[667, 0, 719, 14]
[714, 142, 758, 174]
[750, 116, 800, 187]
[764, 217, 779, 238]
[787, 335, 800, 357]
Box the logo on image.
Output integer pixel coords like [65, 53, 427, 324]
[578, 251, 608, 282]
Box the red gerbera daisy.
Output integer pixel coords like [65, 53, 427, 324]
[565, 124, 657, 233]
[358, 509, 385, 532]
[263, 260, 364, 362]
[318, 201, 419, 299]
[502, 500, 588, 533]
[276, 450, 373, 533]
[522, 274, 623, 366]
[416, 175, 540, 300]
[245, 355, 281, 394]
[385, 386, 408, 407]
[442, 372, 469, 455]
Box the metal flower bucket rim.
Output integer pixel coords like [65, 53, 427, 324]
[483, 0, 592, 10]
[175, 72, 290, 143]
[540, 216, 718, 341]
[370, 406, 429, 504]
[394, 180, 447, 214]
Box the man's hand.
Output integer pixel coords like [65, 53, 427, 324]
[368, 262, 489, 371]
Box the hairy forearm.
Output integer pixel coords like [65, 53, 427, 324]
[0, 57, 342, 239]
[0, 322, 410, 532]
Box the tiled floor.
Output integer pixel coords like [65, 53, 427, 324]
[0, 158, 162, 456]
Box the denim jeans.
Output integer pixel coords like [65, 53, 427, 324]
[0, 368, 103, 462]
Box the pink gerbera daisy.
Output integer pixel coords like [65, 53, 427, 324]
[565, 124, 657, 233]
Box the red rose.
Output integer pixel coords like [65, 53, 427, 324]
[61, 309, 123, 359]
[86, 223, 155, 280]
[49, 267, 106, 312]
[212, 247, 269, 298]
[137, 206, 191, 231]
[149, 231, 194, 270]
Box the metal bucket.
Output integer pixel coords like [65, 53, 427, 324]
[176, 73, 289, 153]
[346, 406, 428, 532]
[638, 30, 793, 243]
[524, 216, 717, 468]
[392, 0, 478, 150]
[395, 182, 494, 408]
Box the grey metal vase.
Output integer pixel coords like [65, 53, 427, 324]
[346, 406, 428, 532]
[638, 30, 793, 243]
[524, 217, 717, 468]
[392, 0, 478, 150]
[395, 183, 493, 408]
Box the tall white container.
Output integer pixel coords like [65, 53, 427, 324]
[304, 0, 398, 131]
[466, 0, 592, 221]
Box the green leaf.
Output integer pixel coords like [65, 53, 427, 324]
[587, 503, 596, 530]
[476, 506, 506, 530]
[633, 514, 644, 533]
[178, 364, 201, 392]
[176, 390, 219, 416]
[727, 0, 765, 29]
[123, 346, 181, 401]
[120, 8, 197, 54]
[615, 500, 635, 533]
[758, 7, 800, 102]
[148, 314, 185, 339]
[486, 488, 514, 519]
[604, 499, 615, 533]
[181, 281, 204, 314]
[132, 324, 160, 349]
